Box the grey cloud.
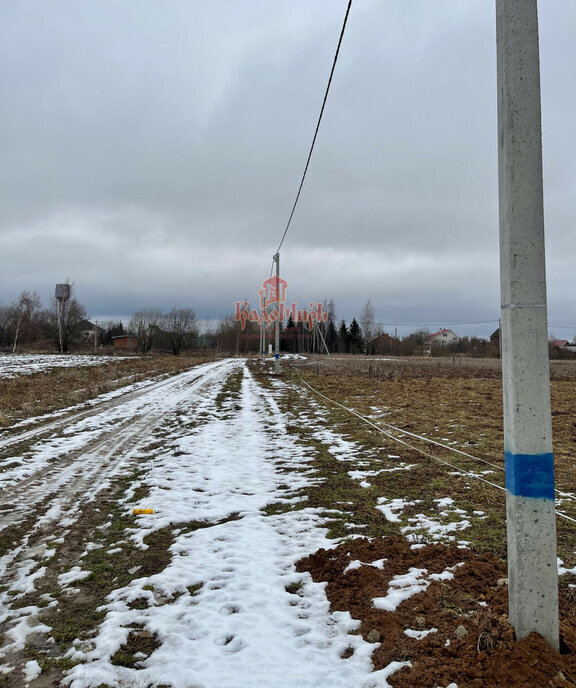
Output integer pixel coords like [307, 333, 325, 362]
[0, 1, 574, 339]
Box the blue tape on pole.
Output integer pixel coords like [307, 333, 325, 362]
[275, 354, 279, 359]
[505, 451, 554, 499]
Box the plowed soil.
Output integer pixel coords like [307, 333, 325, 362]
[297, 537, 576, 688]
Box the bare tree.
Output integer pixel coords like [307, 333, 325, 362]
[46, 294, 87, 352]
[162, 308, 198, 355]
[0, 306, 11, 347]
[360, 299, 375, 354]
[11, 291, 42, 352]
[216, 315, 256, 356]
[129, 309, 163, 353]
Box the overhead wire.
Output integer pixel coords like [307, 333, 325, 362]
[334, 319, 498, 328]
[290, 365, 576, 525]
[255, 0, 576, 337]
[274, 0, 353, 257]
[260, 0, 353, 309]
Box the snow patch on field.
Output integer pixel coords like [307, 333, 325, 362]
[344, 559, 386, 574]
[404, 627, 438, 640]
[0, 353, 132, 379]
[58, 567, 91, 586]
[373, 568, 430, 611]
[24, 659, 41, 683]
[373, 564, 462, 613]
[376, 498, 420, 523]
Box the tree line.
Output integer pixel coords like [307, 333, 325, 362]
[0, 290, 87, 353]
[210, 298, 502, 358]
[0, 290, 199, 356]
[4, 291, 558, 359]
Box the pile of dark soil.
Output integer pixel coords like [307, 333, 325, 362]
[297, 537, 576, 688]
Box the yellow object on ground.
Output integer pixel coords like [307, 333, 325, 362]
[132, 508, 154, 515]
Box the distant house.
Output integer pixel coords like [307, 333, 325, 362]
[112, 335, 138, 351]
[429, 328, 459, 346]
[370, 332, 397, 355]
[552, 339, 576, 353]
[78, 319, 105, 343]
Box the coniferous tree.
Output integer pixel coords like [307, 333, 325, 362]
[100, 321, 125, 346]
[324, 298, 338, 353]
[338, 320, 349, 353]
[283, 314, 296, 352]
[349, 318, 363, 354]
[326, 320, 338, 353]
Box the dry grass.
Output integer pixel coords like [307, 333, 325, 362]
[0, 353, 217, 424]
[290, 358, 576, 489]
[280, 357, 576, 563]
[299, 354, 576, 382]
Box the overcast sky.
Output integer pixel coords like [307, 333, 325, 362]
[1, 1, 574, 338]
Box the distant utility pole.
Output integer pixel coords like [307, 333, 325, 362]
[315, 322, 331, 357]
[274, 253, 280, 374]
[496, 0, 559, 650]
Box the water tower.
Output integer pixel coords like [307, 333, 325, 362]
[55, 283, 71, 353]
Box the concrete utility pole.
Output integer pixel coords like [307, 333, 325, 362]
[315, 322, 331, 357]
[496, 0, 559, 650]
[274, 253, 280, 374]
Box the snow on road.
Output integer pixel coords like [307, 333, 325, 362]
[0, 360, 239, 528]
[65, 365, 388, 688]
[0, 359, 401, 688]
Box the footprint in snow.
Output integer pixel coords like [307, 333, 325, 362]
[219, 604, 241, 615]
[215, 634, 246, 653]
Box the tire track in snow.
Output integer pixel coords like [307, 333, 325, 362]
[0, 360, 227, 455]
[0, 360, 243, 596]
[0, 360, 240, 520]
[64, 365, 389, 688]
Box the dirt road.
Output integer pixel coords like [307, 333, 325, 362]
[0, 359, 387, 688]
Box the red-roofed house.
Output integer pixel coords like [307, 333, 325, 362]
[429, 328, 459, 346]
[551, 339, 576, 353]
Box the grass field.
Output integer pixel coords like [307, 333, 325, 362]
[274, 356, 576, 564]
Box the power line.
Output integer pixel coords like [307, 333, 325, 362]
[275, 0, 353, 256]
[292, 369, 576, 526]
[377, 320, 498, 328]
[333, 319, 499, 328]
